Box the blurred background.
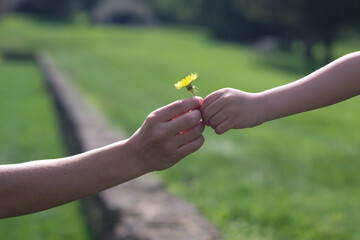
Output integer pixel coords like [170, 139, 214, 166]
[0, 0, 359, 239]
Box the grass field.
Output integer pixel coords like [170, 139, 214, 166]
[0, 59, 89, 239]
[1, 15, 359, 240]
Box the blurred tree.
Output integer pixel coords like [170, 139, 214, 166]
[83, 0, 102, 10]
[233, 0, 360, 63]
[15, 0, 84, 20]
[149, 0, 204, 24]
[200, 0, 283, 42]
[17, 0, 76, 20]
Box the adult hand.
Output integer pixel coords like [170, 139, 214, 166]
[127, 97, 205, 172]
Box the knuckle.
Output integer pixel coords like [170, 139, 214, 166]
[146, 112, 158, 124]
[223, 92, 234, 102]
[221, 88, 233, 94]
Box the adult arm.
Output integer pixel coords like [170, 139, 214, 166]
[0, 97, 204, 218]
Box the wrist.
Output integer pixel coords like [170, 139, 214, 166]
[255, 91, 275, 124]
[113, 139, 148, 178]
[121, 138, 149, 176]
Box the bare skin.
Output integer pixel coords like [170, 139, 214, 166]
[0, 97, 205, 218]
[201, 51, 360, 134]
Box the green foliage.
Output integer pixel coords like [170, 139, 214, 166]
[233, 0, 359, 62]
[151, 0, 359, 63]
[0, 60, 89, 239]
[1, 15, 359, 240]
[10, 0, 360, 63]
[17, 0, 74, 19]
[14, 0, 100, 20]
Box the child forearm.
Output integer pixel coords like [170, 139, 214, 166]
[261, 51, 360, 122]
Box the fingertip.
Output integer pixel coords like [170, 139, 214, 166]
[177, 135, 205, 158]
[194, 96, 204, 104]
[194, 97, 203, 110]
[200, 134, 205, 144]
[203, 116, 210, 126]
[199, 122, 206, 133]
[195, 135, 205, 149]
[215, 128, 225, 135]
[192, 134, 205, 147]
[184, 96, 202, 111]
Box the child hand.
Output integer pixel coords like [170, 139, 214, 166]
[201, 88, 265, 134]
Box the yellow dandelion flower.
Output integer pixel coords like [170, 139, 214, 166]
[174, 73, 198, 97]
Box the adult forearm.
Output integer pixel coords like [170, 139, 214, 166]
[0, 97, 204, 218]
[0, 140, 143, 218]
[261, 52, 360, 121]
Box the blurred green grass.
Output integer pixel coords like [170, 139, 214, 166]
[0, 59, 89, 239]
[1, 15, 359, 240]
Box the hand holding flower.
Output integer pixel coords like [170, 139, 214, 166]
[127, 97, 205, 172]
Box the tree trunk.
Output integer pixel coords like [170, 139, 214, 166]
[280, 36, 292, 52]
[302, 28, 317, 69]
[304, 37, 314, 62]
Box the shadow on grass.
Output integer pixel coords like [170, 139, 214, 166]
[256, 50, 328, 78]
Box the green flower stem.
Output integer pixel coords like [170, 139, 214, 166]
[186, 84, 196, 97]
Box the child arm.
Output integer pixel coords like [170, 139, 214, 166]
[202, 51, 360, 134]
[262, 51, 360, 121]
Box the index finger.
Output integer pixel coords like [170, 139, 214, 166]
[152, 97, 203, 122]
[201, 90, 223, 113]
